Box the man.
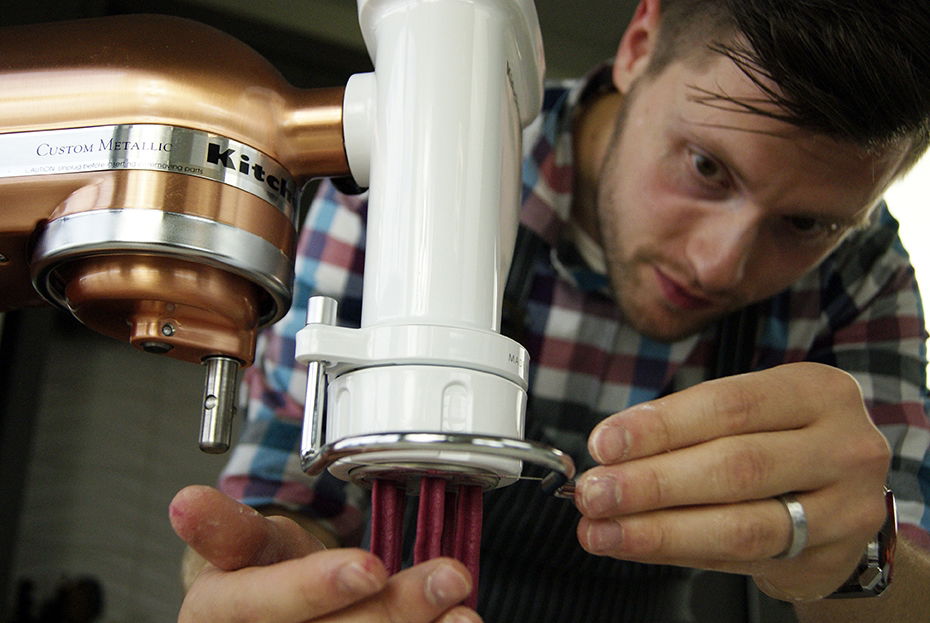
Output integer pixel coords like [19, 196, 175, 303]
[170, 0, 930, 621]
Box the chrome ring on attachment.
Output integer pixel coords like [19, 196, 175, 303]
[300, 432, 577, 498]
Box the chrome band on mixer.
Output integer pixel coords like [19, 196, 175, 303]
[31, 208, 294, 325]
[0, 124, 297, 221]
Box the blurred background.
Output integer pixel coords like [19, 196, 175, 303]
[0, 2, 924, 622]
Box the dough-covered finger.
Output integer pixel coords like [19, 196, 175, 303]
[170, 485, 325, 570]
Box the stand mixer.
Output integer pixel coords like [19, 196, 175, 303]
[0, 0, 575, 597]
[0, 12, 349, 452]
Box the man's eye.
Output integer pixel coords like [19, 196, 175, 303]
[689, 151, 728, 186]
[784, 216, 842, 238]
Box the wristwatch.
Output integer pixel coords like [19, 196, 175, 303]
[826, 486, 897, 598]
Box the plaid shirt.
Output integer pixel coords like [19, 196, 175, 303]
[220, 71, 930, 556]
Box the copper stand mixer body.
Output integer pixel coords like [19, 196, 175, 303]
[0, 14, 350, 451]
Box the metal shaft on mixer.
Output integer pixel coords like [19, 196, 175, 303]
[199, 355, 241, 453]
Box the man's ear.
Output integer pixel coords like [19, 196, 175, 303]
[613, 0, 661, 93]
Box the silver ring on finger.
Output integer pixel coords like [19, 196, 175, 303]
[773, 493, 808, 560]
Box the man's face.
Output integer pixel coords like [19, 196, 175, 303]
[595, 53, 905, 342]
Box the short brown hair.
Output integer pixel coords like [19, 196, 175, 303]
[645, 0, 930, 173]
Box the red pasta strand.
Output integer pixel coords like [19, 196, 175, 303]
[370, 479, 405, 575]
[453, 484, 482, 609]
[414, 477, 447, 564]
[441, 489, 458, 558]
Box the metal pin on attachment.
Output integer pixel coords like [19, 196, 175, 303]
[300, 296, 338, 459]
[199, 355, 241, 453]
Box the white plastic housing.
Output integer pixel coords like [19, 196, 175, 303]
[325, 365, 526, 485]
[297, 0, 545, 487]
[357, 0, 543, 330]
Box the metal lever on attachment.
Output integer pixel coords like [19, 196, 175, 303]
[300, 296, 338, 460]
[301, 432, 577, 498]
[199, 355, 241, 453]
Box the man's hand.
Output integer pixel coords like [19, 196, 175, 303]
[170, 485, 480, 622]
[573, 362, 891, 601]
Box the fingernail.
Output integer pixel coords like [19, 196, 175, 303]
[590, 425, 631, 463]
[586, 521, 624, 553]
[426, 564, 471, 607]
[336, 561, 381, 595]
[441, 613, 476, 623]
[580, 475, 621, 516]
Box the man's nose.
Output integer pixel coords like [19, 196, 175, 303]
[684, 208, 757, 293]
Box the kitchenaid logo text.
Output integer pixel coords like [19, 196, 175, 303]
[3, 124, 296, 221]
[206, 142, 295, 205]
[35, 138, 173, 156]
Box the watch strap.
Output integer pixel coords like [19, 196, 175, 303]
[826, 486, 897, 598]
